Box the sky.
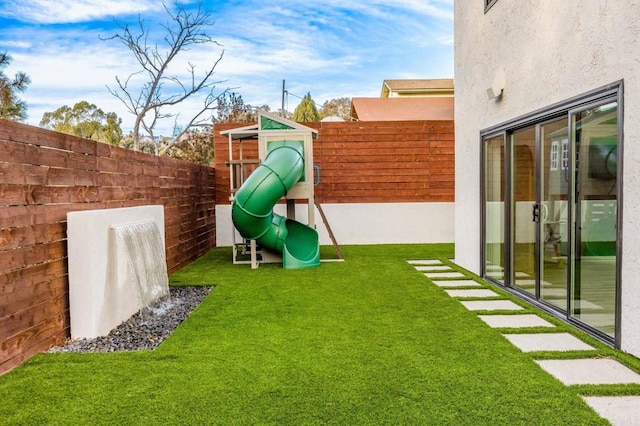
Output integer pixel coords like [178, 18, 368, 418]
[0, 0, 453, 135]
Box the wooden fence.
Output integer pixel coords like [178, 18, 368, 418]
[214, 120, 455, 204]
[0, 119, 216, 375]
[1, 118, 453, 375]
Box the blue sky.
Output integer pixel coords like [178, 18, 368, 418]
[0, 0, 453, 135]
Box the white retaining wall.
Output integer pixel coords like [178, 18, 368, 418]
[216, 202, 455, 247]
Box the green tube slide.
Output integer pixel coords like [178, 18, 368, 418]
[231, 140, 320, 269]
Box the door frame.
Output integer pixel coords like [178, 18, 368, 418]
[479, 81, 623, 347]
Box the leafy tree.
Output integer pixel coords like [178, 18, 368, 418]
[291, 92, 320, 122]
[0, 51, 31, 121]
[40, 101, 123, 145]
[164, 129, 213, 165]
[214, 92, 272, 123]
[103, 2, 227, 153]
[319, 97, 351, 121]
[119, 132, 158, 154]
[215, 92, 255, 123]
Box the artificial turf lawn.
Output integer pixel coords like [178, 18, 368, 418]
[0, 244, 613, 425]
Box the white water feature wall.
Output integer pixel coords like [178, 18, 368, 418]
[67, 205, 168, 339]
[111, 220, 169, 308]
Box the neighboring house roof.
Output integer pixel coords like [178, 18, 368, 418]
[350, 97, 454, 121]
[381, 78, 455, 98]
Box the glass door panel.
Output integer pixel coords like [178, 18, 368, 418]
[540, 119, 569, 310]
[512, 126, 537, 295]
[481, 87, 621, 345]
[484, 136, 506, 283]
[572, 102, 618, 337]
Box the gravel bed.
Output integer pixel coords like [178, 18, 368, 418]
[49, 286, 213, 353]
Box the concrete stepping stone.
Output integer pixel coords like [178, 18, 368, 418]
[407, 260, 442, 265]
[535, 358, 640, 385]
[503, 333, 594, 352]
[424, 271, 466, 279]
[445, 289, 498, 298]
[432, 280, 482, 288]
[460, 300, 524, 311]
[583, 396, 640, 426]
[414, 265, 453, 271]
[478, 314, 554, 328]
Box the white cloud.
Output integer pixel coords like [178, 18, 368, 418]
[383, 0, 454, 20]
[5, 16, 225, 134]
[287, 0, 453, 21]
[214, 37, 357, 78]
[437, 35, 455, 46]
[1, 40, 31, 49]
[0, 0, 162, 24]
[4, 0, 454, 134]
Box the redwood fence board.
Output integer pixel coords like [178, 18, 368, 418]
[2, 118, 453, 376]
[214, 120, 454, 205]
[0, 118, 216, 376]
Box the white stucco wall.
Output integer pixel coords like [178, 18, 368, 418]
[217, 202, 454, 247]
[67, 205, 166, 339]
[454, 1, 640, 356]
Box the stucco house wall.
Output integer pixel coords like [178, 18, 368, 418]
[454, 1, 640, 356]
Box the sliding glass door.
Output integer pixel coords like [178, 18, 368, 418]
[510, 119, 570, 304]
[481, 84, 621, 344]
[512, 126, 537, 296]
[483, 135, 506, 283]
[571, 102, 619, 337]
[539, 118, 569, 309]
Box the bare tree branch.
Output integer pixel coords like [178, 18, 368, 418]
[102, 1, 227, 152]
[158, 89, 225, 155]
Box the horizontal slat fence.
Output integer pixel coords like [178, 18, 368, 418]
[2, 119, 453, 374]
[0, 119, 216, 375]
[214, 120, 454, 204]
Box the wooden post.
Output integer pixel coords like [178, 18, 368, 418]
[250, 239, 258, 269]
[314, 199, 343, 260]
[286, 199, 296, 219]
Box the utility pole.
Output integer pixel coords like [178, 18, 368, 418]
[281, 79, 286, 117]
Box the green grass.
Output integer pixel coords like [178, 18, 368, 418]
[0, 244, 622, 424]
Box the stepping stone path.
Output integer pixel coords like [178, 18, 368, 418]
[478, 314, 554, 328]
[423, 271, 466, 279]
[583, 396, 640, 426]
[444, 289, 499, 298]
[407, 260, 443, 266]
[432, 279, 482, 288]
[407, 259, 640, 426]
[460, 300, 524, 311]
[503, 333, 595, 352]
[414, 265, 454, 272]
[535, 359, 640, 386]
